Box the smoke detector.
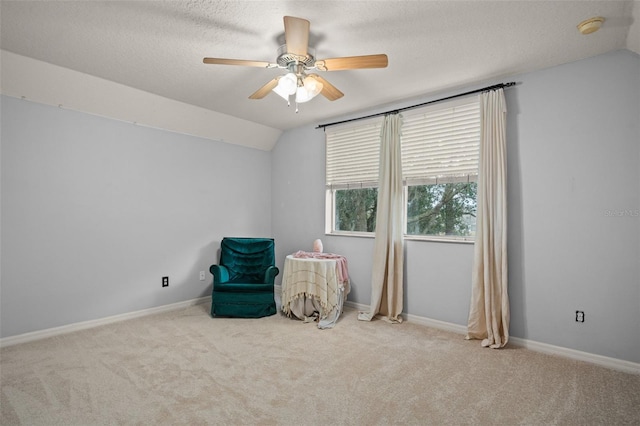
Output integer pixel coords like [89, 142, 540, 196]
[577, 17, 604, 35]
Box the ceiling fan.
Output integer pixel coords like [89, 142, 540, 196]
[203, 16, 388, 108]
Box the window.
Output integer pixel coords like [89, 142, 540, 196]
[325, 117, 381, 234]
[325, 97, 480, 241]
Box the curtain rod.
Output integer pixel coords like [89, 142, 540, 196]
[316, 81, 516, 130]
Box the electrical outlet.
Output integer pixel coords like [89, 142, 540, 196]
[199, 271, 206, 281]
[162, 276, 169, 287]
[575, 310, 585, 322]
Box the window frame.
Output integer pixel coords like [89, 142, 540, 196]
[325, 186, 475, 244]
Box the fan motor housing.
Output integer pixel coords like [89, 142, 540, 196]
[277, 45, 316, 68]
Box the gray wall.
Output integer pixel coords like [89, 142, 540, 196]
[1, 96, 272, 337]
[271, 49, 640, 363]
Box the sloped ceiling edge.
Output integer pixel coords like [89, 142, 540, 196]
[0, 50, 282, 151]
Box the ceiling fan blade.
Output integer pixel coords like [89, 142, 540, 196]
[203, 57, 274, 68]
[315, 54, 388, 71]
[284, 16, 309, 56]
[309, 74, 343, 101]
[249, 77, 280, 99]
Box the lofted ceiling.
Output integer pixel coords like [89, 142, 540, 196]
[1, 1, 638, 132]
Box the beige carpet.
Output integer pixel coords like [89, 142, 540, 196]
[1, 302, 639, 425]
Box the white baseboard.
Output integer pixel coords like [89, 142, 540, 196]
[0, 296, 211, 348]
[343, 300, 368, 312]
[508, 336, 640, 375]
[3, 296, 638, 375]
[344, 301, 639, 375]
[403, 311, 468, 335]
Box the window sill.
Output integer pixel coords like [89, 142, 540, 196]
[326, 231, 475, 244]
[405, 235, 475, 245]
[325, 231, 374, 239]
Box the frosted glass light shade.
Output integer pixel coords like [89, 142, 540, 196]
[295, 76, 323, 103]
[272, 73, 298, 100]
[279, 73, 297, 94]
[272, 84, 290, 100]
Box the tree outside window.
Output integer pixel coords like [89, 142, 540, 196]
[406, 182, 477, 236]
[334, 187, 377, 232]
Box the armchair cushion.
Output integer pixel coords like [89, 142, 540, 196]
[220, 237, 276, 283]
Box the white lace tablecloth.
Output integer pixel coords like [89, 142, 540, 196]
[281, 255, 350, 329]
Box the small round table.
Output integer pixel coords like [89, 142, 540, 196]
[281, 254, 350, 329]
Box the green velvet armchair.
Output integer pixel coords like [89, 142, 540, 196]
[210, 237, 279, 318]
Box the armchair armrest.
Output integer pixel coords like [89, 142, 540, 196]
[210, 264, 229, 284]
[264, 265, 279, 284]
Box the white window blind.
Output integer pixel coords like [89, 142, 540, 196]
[402, 96, 480, 185]
[325, 117, 383, 190]
[325, 96, 480, 190]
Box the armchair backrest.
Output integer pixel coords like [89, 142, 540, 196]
[220, 237, 275, 283]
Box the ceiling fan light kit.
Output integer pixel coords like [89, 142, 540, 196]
[272, 64, 324, 106]
[203, 16, 388, 113]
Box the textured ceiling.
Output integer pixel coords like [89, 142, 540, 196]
[1, 1, 638, 131]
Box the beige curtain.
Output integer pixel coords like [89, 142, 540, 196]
[467, 89, 510, 348]
[358, 113, 404, 323]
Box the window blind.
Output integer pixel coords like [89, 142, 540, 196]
[325, 96, 480, 190]
[325, 117, 383, 190]
[402, 96, 480, 185]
